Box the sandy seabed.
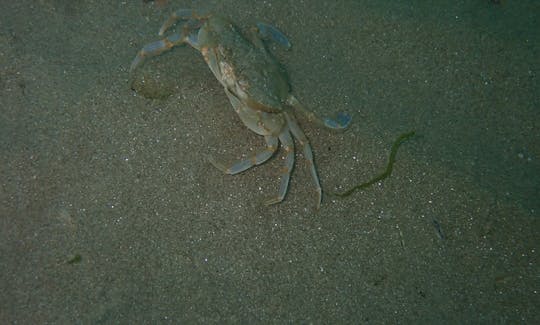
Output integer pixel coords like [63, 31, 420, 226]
[1, 0, 538, 323]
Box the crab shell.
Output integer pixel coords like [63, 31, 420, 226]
[197, 16, 291, 137]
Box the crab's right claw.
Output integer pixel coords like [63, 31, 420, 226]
[256, 22, 291, 49]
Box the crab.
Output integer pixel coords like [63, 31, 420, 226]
[130, 9, 351, 208]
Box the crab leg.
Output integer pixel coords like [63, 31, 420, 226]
[159, 9, 206, 36]
[284, 113, 322, 208]
[265, 130, 295, 206]
[287, 95, 351, 130]
[130, 33, 186, 72]
[208, 136, 279, 174]
[130, 24, 203, 73]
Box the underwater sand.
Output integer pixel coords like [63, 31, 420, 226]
[1, 0, 538, 323]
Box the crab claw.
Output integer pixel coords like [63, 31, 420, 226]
[256, 22, 292, 49]
[287, 95, 352, 131]
[323, 112, 352, 130]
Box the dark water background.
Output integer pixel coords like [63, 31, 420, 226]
[1, 0, 538, 323]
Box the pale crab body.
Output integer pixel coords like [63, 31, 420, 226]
[198, 16, 289, 137]
[130, 9, 351, 208]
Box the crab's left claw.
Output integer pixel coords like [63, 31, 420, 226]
[287, 95, 352, 131]
[323, 112, 352, 130]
